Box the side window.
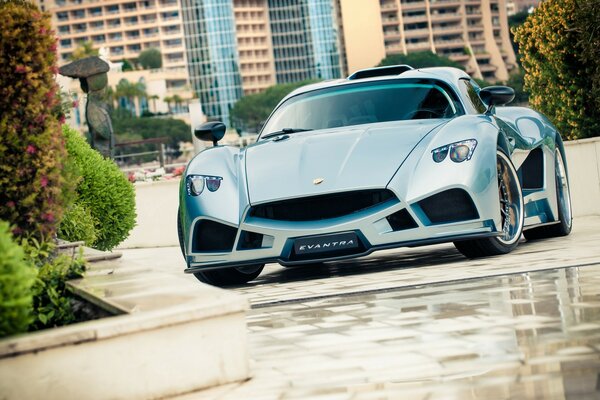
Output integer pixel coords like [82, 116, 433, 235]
[460, 79, 487, 114]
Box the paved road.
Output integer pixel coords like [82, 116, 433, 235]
[116, 216, 600, 399]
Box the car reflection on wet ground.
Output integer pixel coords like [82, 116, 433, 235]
[193, 265, 600, 399]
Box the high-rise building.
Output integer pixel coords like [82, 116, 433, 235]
[337, 0, 517, 81]
[233, 0, 277, 95]
[41, 0, 187, 69]
[180, 0, 243, 123]
[268, 0, 343, 83]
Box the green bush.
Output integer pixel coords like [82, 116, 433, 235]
[513, 0, 600, 140]
[21, 237, 85, 330]
[0, 221, 36, 337]
[62, 126, 136, 250]
[0, 2, 76, 239]
[58, 203, 98, 246]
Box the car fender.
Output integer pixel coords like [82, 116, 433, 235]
[387, 115, 502, 228]
[181, 146, 249, 242]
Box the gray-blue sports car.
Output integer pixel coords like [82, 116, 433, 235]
[178, 65, 572, 286]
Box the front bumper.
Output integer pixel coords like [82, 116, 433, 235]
[184, 191, 499, 273]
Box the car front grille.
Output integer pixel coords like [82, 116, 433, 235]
[248, 189, 396, 222]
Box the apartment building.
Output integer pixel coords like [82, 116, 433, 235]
[337, 0, 517, 81]
[234, 0, 277, 95]
[40, 0, 187, 69]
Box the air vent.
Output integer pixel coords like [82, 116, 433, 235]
[417, 189, 479, 224]
[347, 64, 413, 80]
[249, 190, 396, 222]
[386, 209, 418, 231]
[192, 220, 237, 252]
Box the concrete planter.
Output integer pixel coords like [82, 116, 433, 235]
[0, 278, 249, 400]
[564, 137, 600, 217]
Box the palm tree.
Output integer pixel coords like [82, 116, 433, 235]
[172, 94, 183, 114]
[149, 94, 160, 114]
[69, 40, 99, 61]
[163, 95, 173, 114]
[115, 79, 147, 116]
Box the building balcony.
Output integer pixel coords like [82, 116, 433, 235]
[448, 53, 470, 61]
[402, 15, 428, 23]
[406, 41, 431, 50]
[382, 18, 399, 25]
[430, 12, 461, 21]
[383, 31, 402, 39]
[400, 1, 427, 10]
[404, 28, 429, 37]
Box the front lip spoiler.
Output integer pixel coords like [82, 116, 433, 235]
[184, 231, 500, 274]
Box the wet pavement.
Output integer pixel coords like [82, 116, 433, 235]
[111, 216, 600, 399]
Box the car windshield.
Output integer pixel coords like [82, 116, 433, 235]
[261, 80, 462, 137]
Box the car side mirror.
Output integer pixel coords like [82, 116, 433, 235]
[194, 121, 226, 146]
[479, 86, 515, 115]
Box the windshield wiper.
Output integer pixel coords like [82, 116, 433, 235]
[262, 128, 313, 139]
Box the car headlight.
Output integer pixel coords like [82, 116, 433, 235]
[186, 175, 222, 196]
[432, 139, 477, 163]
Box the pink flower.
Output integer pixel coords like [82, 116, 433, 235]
[72, 100, 79, 108]
[50, 43, 57, 52]
[40, 176, 48, 187]
[42, 213, 54, 222]
[7, 201, 15, 208]
[15, 65, 27, 73]
[26, 145, 36, 154]
[59, 115, 66, 124]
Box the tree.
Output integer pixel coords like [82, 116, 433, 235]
[377, 51, 464, 69]
[114, 79, 146, 116]
[514, 0, 600, 140]
[121, 59, 134, 72]
[111, 114, 192, 158]
[163, 95, 173, 114]
[231, 80, 317, 133]
[149, 94, 160, 113]
[69, 40, 99, 61]
[137, 48, 162, 70]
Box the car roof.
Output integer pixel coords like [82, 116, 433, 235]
[281, 66, 471, 104]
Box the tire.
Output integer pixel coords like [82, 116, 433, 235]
[193, 265, 264, 287]
[454, 149, 524, 258]
[524, 148, 572, 240]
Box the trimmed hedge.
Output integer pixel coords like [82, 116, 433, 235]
[0, 221, 36, 337]
[58, 202, 98, 246]
[513, 0, 600, 140]
[0, 2, 75, 239]
[62, 126, 136, 250]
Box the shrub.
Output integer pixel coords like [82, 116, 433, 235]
[0, 221, 36, 337]
[62, 126, 136, 250]
[58, 203, 98, 246]
[0, 2, 76, 239]
[513, 0, 600, 140]
[21, 237, 85, 330]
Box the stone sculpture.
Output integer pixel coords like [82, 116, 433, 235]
[59, 57, 113, 158]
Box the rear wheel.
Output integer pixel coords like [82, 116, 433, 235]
[454, 150, 524, 258]
[524, 149, 572, 240]
[193, 265, 264, 287]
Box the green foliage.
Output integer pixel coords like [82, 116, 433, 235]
[231, 80, 318, 132]
[21, 236, 85, 330]
[0, 2, 76, 240]
[58, 203, 98, 246]
[0, 221, 36, 338]
[111, 112, 192, 153]
[377, 51, 464, 70]
[69, 40, 99, 61]
[63, 126, 136, 251]
[137, 48, 162, 70]
[513, 0, 600, 140]
[114, 79, 147, 116]
[121, 59, 135, 72]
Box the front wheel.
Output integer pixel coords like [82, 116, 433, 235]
[454, 149, 524, 258]
[194, 265, 264, 287]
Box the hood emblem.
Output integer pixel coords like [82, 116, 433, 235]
[313, 178, 324, 185]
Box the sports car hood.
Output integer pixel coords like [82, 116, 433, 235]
[245, 120, 447, 204]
